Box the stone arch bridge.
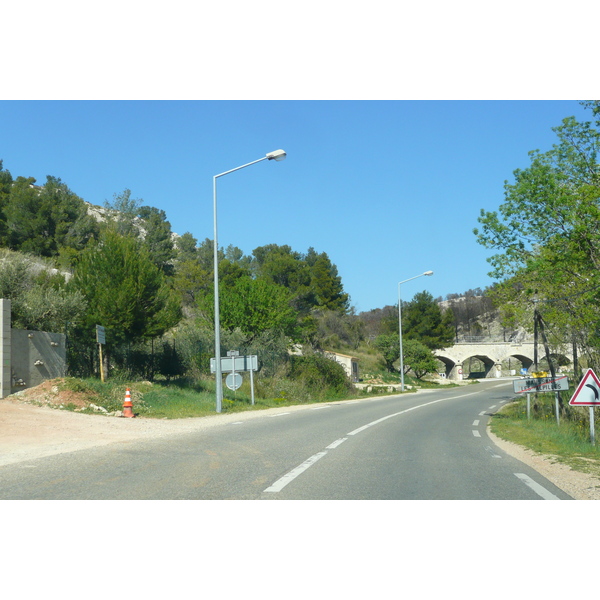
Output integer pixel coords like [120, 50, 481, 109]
[434, 341, 574, 380]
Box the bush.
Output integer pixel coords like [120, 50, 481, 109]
[288, 352, 352, 397]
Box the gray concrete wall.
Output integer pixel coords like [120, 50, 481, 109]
[10, 330, 66, 394]
[0, 299, 10, 398]
[0, 299, 66, 398]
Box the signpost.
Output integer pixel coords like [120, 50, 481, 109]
[569, 368, 600, 445]
[513, 375, 569, 422]
[96, 325, 106, 382]
[211, 352, 259, 405]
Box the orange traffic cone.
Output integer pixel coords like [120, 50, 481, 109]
[123, 388, 134, 418]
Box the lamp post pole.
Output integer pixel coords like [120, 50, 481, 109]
[398, 271, 433, 392]
[213, 150, 286, 412]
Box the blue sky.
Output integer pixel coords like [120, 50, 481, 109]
[0, 100, 594, 312]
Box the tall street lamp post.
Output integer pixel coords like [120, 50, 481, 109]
[213, 149, 286, 412]
[398, 270, 433, 392]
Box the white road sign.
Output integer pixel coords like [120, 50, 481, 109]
[513, 375, 569, 394]
[569, 369, 600, 406]
[210, 354, 258, 373]
[225, 372, 243, 390]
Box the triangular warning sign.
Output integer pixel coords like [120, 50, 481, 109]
[569, 369, 600, 406]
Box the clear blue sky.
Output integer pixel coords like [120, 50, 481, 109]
[0, 100, 594, 312]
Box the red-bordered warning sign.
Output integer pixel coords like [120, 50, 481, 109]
[569, 369, 600, 406]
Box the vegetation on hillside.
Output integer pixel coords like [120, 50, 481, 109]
[0, 158, 453, 400]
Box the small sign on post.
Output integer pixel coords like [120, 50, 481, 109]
[513, 375, 569, 423]
[211, 353, 259, 405]
[96, 325, 106, 382]
[569, 368, 600, 445]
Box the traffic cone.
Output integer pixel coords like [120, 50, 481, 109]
[123, 388, 134, 418]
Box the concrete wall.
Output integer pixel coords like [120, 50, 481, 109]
[0, 299, 66, 398]
[0, 299, 10, 398]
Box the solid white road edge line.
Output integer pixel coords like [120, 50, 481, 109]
[514, 473, 560, 500]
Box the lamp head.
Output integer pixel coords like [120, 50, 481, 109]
[424, 271, 434, 276]
[266, 149, 287, 161]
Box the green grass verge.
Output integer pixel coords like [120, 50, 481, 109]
[490, 395, 600, 480]
[44, 372, 456, 420]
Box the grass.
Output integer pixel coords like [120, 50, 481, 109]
[45, 370, 456, 420]
[490, 393, 600, 480]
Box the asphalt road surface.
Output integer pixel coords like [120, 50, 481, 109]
[0, 380, 573, 500]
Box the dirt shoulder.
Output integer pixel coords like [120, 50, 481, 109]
[0, 395, 312, 467]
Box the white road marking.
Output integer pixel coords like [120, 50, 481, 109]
[479, 411, 486, 416]
[514, 473, 560, 500]
[230, 422, 244, 425]
[472, 420, 480, 426]
[326, 438, 347, 450]
[264, 452, 328, 493]
[489, 405, 497, 409]
[269, 412, 291, 418]
[263, 389, 485, 493]
[311, 406, 331, 410]
[472, 430, 481, 437]
[346, 390, 483, 437]
[485, 446, 501, 458]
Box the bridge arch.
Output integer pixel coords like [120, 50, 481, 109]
[434, 341, 575, 380]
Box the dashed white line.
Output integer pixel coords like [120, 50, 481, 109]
[263, 389, 485, 494]
[326, 438, 347, 450]
[472, 419, 480, 426]
[264, 452, 328, 493]
[479, 411, 486, 416]
[269, 412, 291, 418]
[472, 430, 481, 437]
[311, 406, 331, 410]
[489, 405, 497, 409]
[514, 473, 560, 500]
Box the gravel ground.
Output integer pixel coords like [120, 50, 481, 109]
[2, 396, 600, 499]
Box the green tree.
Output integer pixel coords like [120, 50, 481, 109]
[72, 229, 181, 345]
[199, 275, 297, 344]
[138, 205, 176, 275]
[307, 249, 350, 313]
[0, 249, 87, 332]
[474, 101, 600, 359]
[0, 160, 13, 246]
[402, 291, 455, 350]
[374, 333, 399, 372]
[3, 175, 97, 261]
[176, 232, 198, 262]
[402, 338, 439, 378]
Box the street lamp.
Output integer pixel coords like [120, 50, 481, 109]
[398, 270, 433, 392]
[213, 150, 287, 412]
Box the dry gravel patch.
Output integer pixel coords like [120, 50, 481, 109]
[0, 396, 309, 467]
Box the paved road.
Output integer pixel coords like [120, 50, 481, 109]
[0, 380, 572, 499]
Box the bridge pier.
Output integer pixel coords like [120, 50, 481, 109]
[448, 362, 463, 381]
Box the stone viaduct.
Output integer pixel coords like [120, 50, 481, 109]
[434, 340, 574, 380]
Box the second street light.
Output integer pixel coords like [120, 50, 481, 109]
[213, 149, 286, 413]
[398, 270, 433, 392]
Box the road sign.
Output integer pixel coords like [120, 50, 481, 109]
[96, 325, 105, 345]
[569, 369, 600, 406]
[513, 375, 569, 394]
[210, 354, 258, 373]
[225, 372, 243, 391]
